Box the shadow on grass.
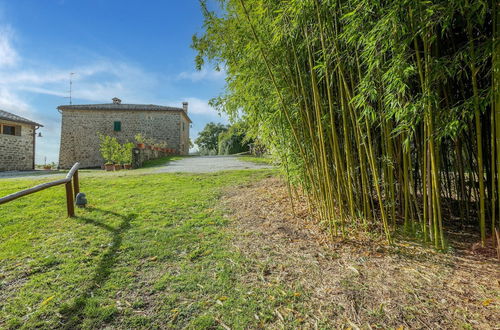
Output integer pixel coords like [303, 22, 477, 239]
[58, 207, 136, 328]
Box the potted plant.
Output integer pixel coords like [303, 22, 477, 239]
[135, 133, 145, 149]
[99, 134, 119, 171]
[122, 142, 134, 169]
[112, 140, 122, 170]
[145, 138, 155, 150]
[158, 142, 167, 153]
[104, 162, 114, 171]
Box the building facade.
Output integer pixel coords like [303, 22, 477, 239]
[58, 98, 191, 168]
[0, 110, 43, 171]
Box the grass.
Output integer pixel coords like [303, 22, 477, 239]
[225, 177, 500, 328]
[1, 168, 498, 328]
[237, 155, 275, 165]
[0, 168, 312, 329]
[141, 155, 185, 168]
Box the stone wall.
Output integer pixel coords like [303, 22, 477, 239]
[0, 120, 35, 171]
[59, 109, 188, 168]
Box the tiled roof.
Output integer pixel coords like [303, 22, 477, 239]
[0, 109, 43, 127]
[57, 103, 192, 122]
[57, 103, 184, 111]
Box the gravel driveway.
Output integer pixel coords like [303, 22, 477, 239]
[0, 170, 65, 180]
[0, 156, 271, 180]
[155, 156, 272, 173]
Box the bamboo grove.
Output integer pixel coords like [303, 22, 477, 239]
[194, 0, 499, 248]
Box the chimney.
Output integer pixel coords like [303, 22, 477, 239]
[182, 102, 188, 113]
[112, 97, 122, 104]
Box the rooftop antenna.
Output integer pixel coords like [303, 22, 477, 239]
[64, 72, 75, 105]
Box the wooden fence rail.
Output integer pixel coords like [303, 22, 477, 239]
[0, 162, 81, 217]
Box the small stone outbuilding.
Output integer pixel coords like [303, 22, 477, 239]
[58, 98, 191, 168]
[0, 110, 43, 171]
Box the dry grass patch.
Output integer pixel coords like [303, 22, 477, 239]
[222, 177, 500, 329]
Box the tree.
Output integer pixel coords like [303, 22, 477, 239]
[195, 122, 228, 153]
[121, 142, 135, 165]
[218, 122, 252, 155]
[99, 134, 120, 165]
[193, 0, 495, 247]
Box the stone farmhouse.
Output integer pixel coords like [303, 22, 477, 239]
[58, 98, 191, 168]
[0, 110, 43, 171]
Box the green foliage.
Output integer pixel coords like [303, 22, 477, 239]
[121, 142, 135, 164]
[144, 137, 156, 147]
[134, 133, 145, 144]
[194, 122, 228, 153]
[99, 136, 135, 165]
[193, 0, 495, 246]
[238, 155, 274, 165]
[218, 123, 252, 155]
[98, 134, 120, 165]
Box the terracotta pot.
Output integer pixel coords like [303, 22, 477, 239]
[105, 164, 114, 171]
[114, 164, 122, 171]
[43, 166, 51, 170]
[154, 147, 160, 151]
[124, 164, 132, 170]
[146, 145, 152, 150]
[136, 143, 145, 149]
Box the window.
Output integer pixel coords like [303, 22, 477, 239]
[182, 122, 185, 131]
[2, 124, 18, 136]
[114, 121, 121, 132]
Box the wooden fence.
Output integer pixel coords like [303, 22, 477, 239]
[0, 162, 80, 217]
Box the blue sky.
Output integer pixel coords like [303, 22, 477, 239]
[0, 0, 227, 163]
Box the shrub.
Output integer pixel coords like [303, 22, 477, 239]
[122, 142, 135, 164]
[218, 124, 251, 155]
[135, 133, 145, 144]
[99, 134, 120, 165]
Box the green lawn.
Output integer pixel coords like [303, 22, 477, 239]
[0, 169, 304, 329]
[237, 155, 275, 165]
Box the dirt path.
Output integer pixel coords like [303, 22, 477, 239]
[222, 177, 500, 329]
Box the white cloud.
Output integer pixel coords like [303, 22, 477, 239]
[0, 26, 18, 68]
[0, 57, 161, 107]
[0, 23, 229, 163]
[184, 97, 218, 115]
[0, 87, 30, 115]
[177, 68, 225, 82]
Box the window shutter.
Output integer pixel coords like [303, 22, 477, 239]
[114, 121, 121, 131]
[15, 125, 21, 136]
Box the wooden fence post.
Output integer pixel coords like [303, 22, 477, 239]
[65, 181, 75, 217]
[0, 162, 80, 217]
[73, 170, 80, 198]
